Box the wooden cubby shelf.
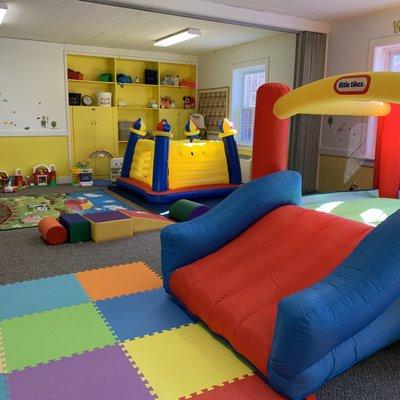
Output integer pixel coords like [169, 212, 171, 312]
[67, 53, 197, 168]
[68, 79, 114, 85]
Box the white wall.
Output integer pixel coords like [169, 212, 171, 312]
[327, 7, 400, 76]
[197, 33, 297, 90]
[321, 8, 400, 158]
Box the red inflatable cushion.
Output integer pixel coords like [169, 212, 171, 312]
[169, 205, 372, 373]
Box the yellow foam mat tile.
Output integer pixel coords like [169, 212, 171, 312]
[122, 323, 252, 400]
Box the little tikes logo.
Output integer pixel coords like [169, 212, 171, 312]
[334, 75, 371, 95]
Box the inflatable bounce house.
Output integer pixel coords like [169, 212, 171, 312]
[116, 118, 242, 203]
[161, 71, 400, 399]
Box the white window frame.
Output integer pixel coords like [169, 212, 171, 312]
[230, 58, 269, 147]
[365, 38, 400, 162]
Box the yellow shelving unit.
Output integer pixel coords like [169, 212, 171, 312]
[66, 54, 197, 161]
[68, 79, 114, 85]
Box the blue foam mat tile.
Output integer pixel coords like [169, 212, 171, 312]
[0, 375, 8, 400]
[96, 288, 196, 340]
[0, 275, 89, 320]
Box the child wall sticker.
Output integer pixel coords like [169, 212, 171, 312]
[394, 19, 400, 34]
[322, 115, 369, 184]
[0, 90, 59, 132]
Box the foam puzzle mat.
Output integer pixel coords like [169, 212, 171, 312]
[0, 262, 316, 400]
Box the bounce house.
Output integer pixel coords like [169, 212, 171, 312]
[116, 118, 242, 203]
[161, 71, 400, 399]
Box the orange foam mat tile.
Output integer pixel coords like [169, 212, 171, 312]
[76, 262, 162, 301]
[185, 374, 316, 400]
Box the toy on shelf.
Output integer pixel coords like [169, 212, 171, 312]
[0, 171, 9, 188]
[71, 162, 93, 187]
[96, 91, 112, 107]
[180, 79, 196, 88]
[110, 158, 123, 182]
[32, 164, 55, 186]
[67, 68, 83, 80]
[183, 96, 196, 109]
[149, 99, 158, 109]
[116, 117, 242, 203]
[99, 73, 112, 82]
[117, 74, 132, 86]
[145, 69, 158, 85]
[160, 75, 176, 86]
[160, 96, 176, 109]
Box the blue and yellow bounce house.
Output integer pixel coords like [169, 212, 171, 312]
[117, 118, 242, 203]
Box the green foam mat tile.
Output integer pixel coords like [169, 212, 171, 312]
[0, 303, 116, 372]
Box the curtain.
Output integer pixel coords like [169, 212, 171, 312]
[289, 31, 327, 193]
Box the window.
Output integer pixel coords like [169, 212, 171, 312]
[365, 44, 400, 160]
[389, 51, 400, 71]
[231, 63, 266, 146]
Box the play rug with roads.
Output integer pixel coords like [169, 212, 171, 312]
[0, 262, 315, 400]
[0, 190, 131, 231]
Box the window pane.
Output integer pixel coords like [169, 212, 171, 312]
[391, 53, 400, 72]
[240, 69, 265, 144]
[240, 107, 255, 145]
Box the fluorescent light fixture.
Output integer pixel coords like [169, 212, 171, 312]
[154, 28, 201, 47]
[0, 2, 7, 25]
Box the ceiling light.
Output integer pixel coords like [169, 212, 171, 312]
[154, 28, 201, 47]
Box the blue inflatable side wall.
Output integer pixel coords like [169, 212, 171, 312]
[269, 209, 400, 399]
[161, 170, 302, 292]
[121, 133, 140, 177]
[222, 136, 242, 185]
[152, 135, 170, 192]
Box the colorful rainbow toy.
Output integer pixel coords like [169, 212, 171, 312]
[117, 118, 242, 203]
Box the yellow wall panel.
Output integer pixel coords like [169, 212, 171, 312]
[318, 154, 373, 192]
[0, 136, 69, 178]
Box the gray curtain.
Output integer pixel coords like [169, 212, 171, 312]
[289, 31, 327, 193]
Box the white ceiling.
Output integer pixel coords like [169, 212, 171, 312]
[0, 0, 280, 54]
[210, 0, 400, 22]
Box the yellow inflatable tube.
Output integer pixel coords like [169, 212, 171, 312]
[273, 72, 400, 119]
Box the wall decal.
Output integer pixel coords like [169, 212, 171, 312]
[394, 20, 400, 33]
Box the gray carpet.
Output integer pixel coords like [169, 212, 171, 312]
[0, 184, 161, 284]
[1, 185, 399, 399]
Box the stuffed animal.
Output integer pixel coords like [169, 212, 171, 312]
[183, 96, 196, 109]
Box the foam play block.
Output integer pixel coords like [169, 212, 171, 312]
[59, 213, 91, 243]
[121, 210, 175, 233]
[84, 211, 133, 243]
[169, 199, 210, 222]
[38, 217, 67, 245]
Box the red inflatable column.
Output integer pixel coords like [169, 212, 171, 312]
[251, 83, 291, 179]
[375, 103, 400, 198]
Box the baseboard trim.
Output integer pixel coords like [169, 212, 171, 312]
[57, 176, 72, 184]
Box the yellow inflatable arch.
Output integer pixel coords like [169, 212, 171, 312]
[273, 72, 400, 119]
[251, 71, 400, 199]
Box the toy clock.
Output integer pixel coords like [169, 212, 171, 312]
[82, 95, 94, 106]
